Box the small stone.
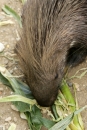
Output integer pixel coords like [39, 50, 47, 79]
[6, 44, 10, 48]
[0, 14, 5, 20]
[0, 88, 3, 91]
[9, 70, 14, 74]
[0, 89, 3, 94]
[67, 82, 73, 87]
[0, 43, 5, 52]
[10, 91, 13, 95]
[3, 92, 6, 95]
[13, 117, 17, 122]
[13, 67, 17, 70]
[11, 105, 19, 112]
[4, 60, 9, 65]
[0, 66, 6, 73]
[74, 83, 80, 91]
[5, 117, 11, 122]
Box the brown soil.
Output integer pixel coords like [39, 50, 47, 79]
[0, 0, 87, 130]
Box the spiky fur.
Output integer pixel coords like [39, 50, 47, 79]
[16, 0, 87, 106]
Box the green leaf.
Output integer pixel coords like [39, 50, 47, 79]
[20, 0, 27, 4]
[0, 73, 12, 90]
[0, 95, 36, 112]
[0, 95, 36, 105]
[51, 105, 59, 119]
[16, 80, 34, 99]
[28, 105, 55, 129]
[0, 67, 33, 98]
[2, 5, 22, 27]
[49, 106, 87, 130]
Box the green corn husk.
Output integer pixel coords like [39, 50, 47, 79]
[53, 79, 84, 130]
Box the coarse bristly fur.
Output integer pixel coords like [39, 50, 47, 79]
[16, 0, 87, 106]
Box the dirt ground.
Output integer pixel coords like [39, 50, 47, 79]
[0, 0, 87, 130]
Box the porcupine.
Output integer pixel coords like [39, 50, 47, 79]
[16, 0, 87, 106]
